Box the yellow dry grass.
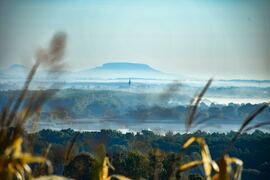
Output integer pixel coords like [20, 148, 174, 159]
[99, 157, 131, 180]
[179, 79, 269, 180]
[0, 32, 66, 180]
[178, 137, 243, 180]
[0, 137, 51, 179]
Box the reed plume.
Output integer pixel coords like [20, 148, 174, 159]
[0, 32, 67, 180]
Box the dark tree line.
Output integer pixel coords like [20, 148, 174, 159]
[28, 129, 270, 180]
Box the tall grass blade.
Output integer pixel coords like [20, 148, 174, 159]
[186, 78, 213, 132]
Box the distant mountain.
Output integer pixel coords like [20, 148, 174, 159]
[76, 62, 177, 79]
[93, 62, 160, 72]
[0, 64, 71, 80]
[0, 64, 29, 79]
[8, 64, 27, 69]
[0, 62, 183, 81]
[7, 64, 28, 72]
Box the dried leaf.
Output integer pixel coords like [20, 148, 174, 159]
[178, 160, 203, 172]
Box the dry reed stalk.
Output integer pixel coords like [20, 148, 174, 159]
[224, 102, 270, 154]
[64, 132, 80, 165]
[99, 157, 131, 180]
[186, 79, 213, 132]
[178, 137, 219, 180]
[178, 137, 243, 180]
[0, 32, 67, 179]
[244, 120, 270, 132]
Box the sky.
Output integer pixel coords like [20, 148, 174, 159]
[0, 0, 269, 80]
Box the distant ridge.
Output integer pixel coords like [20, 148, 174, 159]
[8, 64, 28, 70]
[93, 62, 160, 72]
[76, 62, 176, 79]
[0, 62, 183, 80]
[0, 63, 269, 82]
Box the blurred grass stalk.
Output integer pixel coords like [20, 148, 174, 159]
[0, 32, 67, 179]
[179, 78, 269, 180]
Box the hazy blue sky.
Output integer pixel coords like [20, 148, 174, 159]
[0, 0, 269, 79]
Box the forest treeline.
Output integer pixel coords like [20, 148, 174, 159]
[27, 129, 270, 180]
[1, 90, 269, 122]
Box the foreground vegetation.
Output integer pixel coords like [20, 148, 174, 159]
[1, 32, 269, 179]
[27, 129, 270, 180]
